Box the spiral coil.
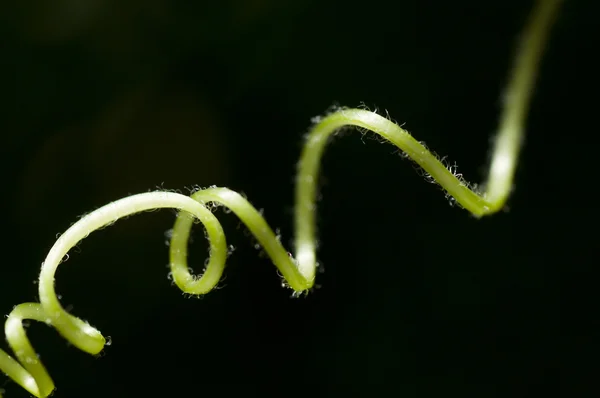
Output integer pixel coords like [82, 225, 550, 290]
[0, 1, 561, 396]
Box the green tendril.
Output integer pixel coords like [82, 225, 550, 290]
[0, 1, 562, 396]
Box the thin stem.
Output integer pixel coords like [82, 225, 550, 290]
[170, 188, 311, 293]
[486, 0, 562, 203]
[294, 0, 562, 281]
[1, 304, 53, 397]
[0, 1, 561, 397]
[38, 192, 228, 355]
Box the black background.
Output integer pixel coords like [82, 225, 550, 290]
[0, 1, 596, 397]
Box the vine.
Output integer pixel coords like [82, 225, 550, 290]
[0, 1, 562, 397]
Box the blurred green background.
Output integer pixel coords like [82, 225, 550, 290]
[0, 1, 595, 397]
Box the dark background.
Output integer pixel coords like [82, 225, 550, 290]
[0, 1, 596, 397]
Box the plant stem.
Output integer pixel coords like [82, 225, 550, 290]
[0, 1, 562, 396]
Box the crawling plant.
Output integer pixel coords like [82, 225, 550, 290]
[0, 1, 562, 396]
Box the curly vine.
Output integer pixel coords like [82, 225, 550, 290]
[0, 1, 562, 396]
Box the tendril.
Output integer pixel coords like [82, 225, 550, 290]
[0, 1, 562, 397]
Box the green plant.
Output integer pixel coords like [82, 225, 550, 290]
[0, 1, 562, 396]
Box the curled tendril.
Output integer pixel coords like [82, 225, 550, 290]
[0, 1, 562, 397]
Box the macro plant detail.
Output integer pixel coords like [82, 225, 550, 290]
[0, 1, 562, 397]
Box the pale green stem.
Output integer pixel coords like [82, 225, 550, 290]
[0, 1, 561, 397]
[485, 0, 562, 203]
[170, 188, 311, 293]
[294, 0, 562, 281]
[3, 192, 227, 398]
[0, 304, 53, 397]
[37, 192, 227, 355]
